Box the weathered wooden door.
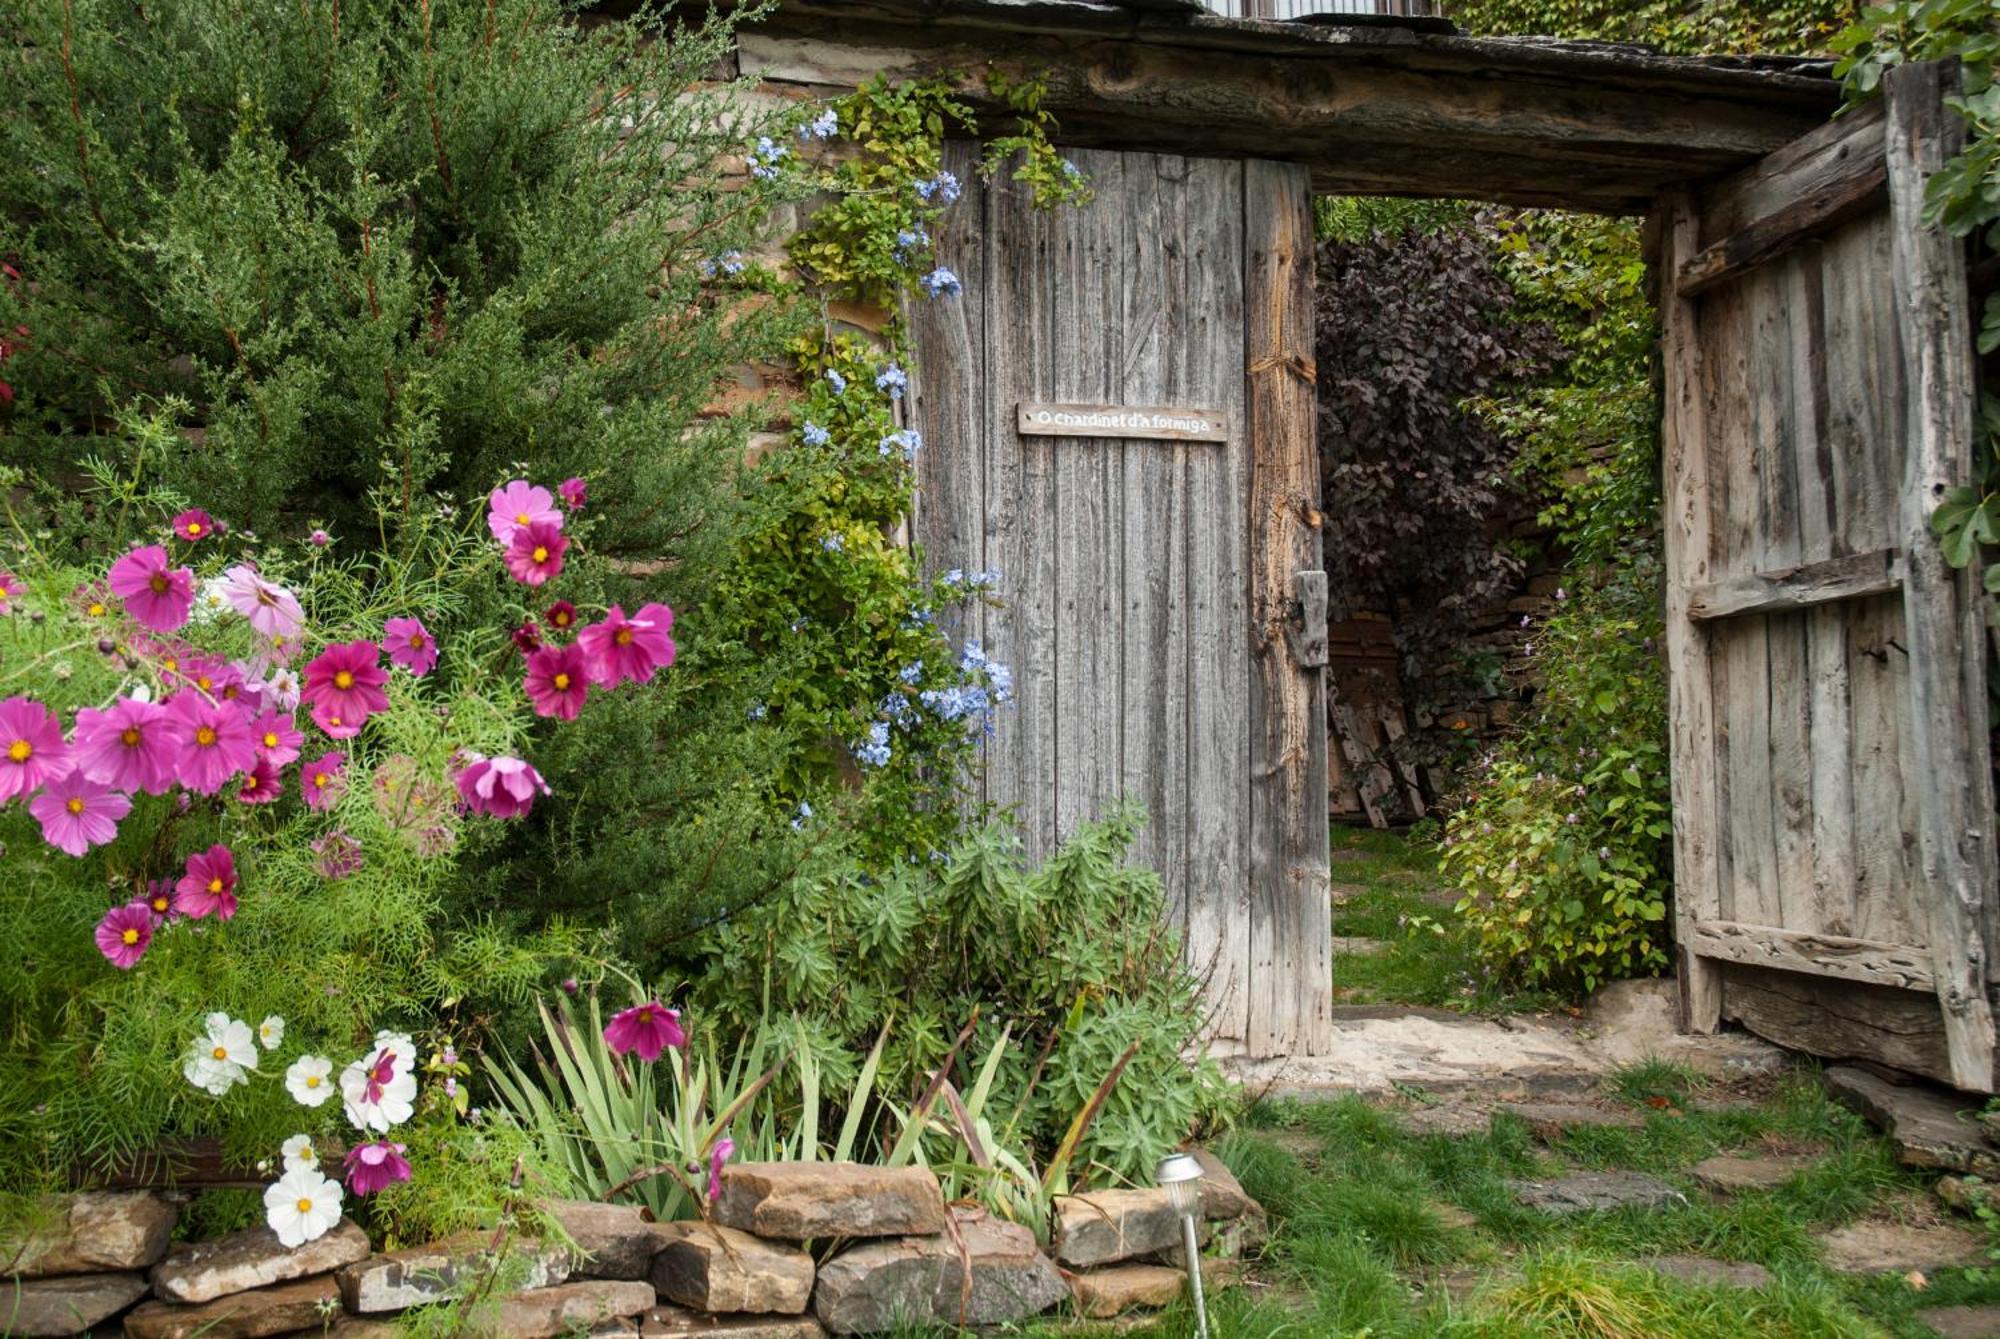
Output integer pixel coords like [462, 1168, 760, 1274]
[1662, 63, 1999, 1091]
[909, 143, 1333, 1058]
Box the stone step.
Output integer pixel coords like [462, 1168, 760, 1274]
[1916, 1304, 2000, 1338]
[650, 1222, 815, 1315]
[151, 1220, 369, 1305]
[1816, 1220, 1987, 1275]
[1506, 1172, 1686, 1215]
[0, 1271, 149, 1336]
[1, 1191, 177, 1278]
[1688, 1152, 1819, 1195]
[1493, 1101, 1646, 1140]
[713, 1164, 946, 1241]
[125, 1271, 342, 1339]
[1823, 1067, 2000, 1177]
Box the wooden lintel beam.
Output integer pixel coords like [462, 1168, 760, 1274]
[1691, 919, 1935, 992]
[1686, 548, 1903, 621]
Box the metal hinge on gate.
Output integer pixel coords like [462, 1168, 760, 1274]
[1286, 570, 1329, 669]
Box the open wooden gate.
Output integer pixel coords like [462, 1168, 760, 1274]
[1662, 63, 2000, 1092]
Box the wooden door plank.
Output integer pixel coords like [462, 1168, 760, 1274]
[1686, 548, 1905, 620]
[1244, 158, 1333, 1057]
[1886, 61, 1998, 1092]
[1691, 919, 1934, 991]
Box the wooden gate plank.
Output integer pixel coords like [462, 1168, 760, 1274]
[1244, 158, 1332, 1057]
[1886, 61, 1998, 1092]
[1691, 920, 1934, 991]
[1686, 549, 1904, 620]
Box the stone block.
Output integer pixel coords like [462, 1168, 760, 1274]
[1824, 1066, 2000, 1177]
[1817, 1220, 1987, 1275]
[124, 1272, 342, 1339]
[638, 1305, 828, 1337]
[1, 1192, 177, 1277]
[150, 1220, 369, 1305]
[1053, 1189, 1184, 1268]
[1191, 1148, 1259, 1222]
[1067, 1263, 1185, 1318]
[650, 1223, 813, 1315]
[1689, 1153, 1818, 1196]
[336, 1233, 569, 1313]
[0, 1271, 148, 1335]
[1506, 1172, 1686, 1215]
[479, 1280, 657, 1338]
[1495, 1101, 1646, 1141]
[810, 1207, 1065, 1335]
[1917, 1304, 2000, 1338]
[546, 1200, 678, 1281]
[714, 1163, 947, 1242]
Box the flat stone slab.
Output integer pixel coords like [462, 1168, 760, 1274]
[337, 1232, 568, 1313]
[651, 1222, 814, 1314]
[2, 1191, 177, 1277]
[1916, 1304, 2000, 1338]
[547, 1200, 679, 1280]
[1640, 1255, 1773, 1289]
[1495, 1101, 1646, 1140]
[1817, 1220, 1987, 1274]
[1068, 1264, 1186, 1318]
[811, 1207, 1066, 1335]
[1055, 1188, 1184, 1267]
[151, 1219, 369, 1305]
[124, 1272, 343, 1339]
[1823, 1067, 2000, 1177]
[0, 1271, 149, 1335]
[481, 1281, 656, 1338]
[1507, 1172, 1686, 1215]
[1690, 1152, 1819, 1195]
[1398, 1104, 1492, 1138]
[714, 1163, 947, 1241]
[639, 1307, 827, 1338]
[1224, 1013, 1607, 1098]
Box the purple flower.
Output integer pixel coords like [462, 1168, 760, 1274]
[708, 1136, 736, 1201]
[383, 616, 438, 676]
[603, 1000, 685, 1062]
[559, 477, 587, 513]
[342, 1140, 412, 1195]
[454, 753, 549, 819]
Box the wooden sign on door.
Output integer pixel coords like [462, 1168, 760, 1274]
[1016, 402, 1230, 443]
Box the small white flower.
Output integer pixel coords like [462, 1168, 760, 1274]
[287, 1054, 336, 1107]
[281, 1134, 319, 1173]
[340, 1035, 419, 1133]
[189, 577, 233, 626]
[185, 1013, 257, 1095]
[259, 1015, 286, 1051]
[263, 1167, 343, 1248]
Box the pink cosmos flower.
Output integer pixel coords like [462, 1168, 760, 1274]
[504, 521, 568, 587]
[94, 901, 154, 969]
[220, 564, 304, 640]
[487, 480, 562, 544]
[302, 640, 389, 737]
[107, 546, 195, 633]
[523, 643, 590, 720]
[144, 879, 179, 922]
[301, 751, 347, 810]
[0, 571, 21, 615]
[545, 601, 577, 635]
[28, 773, 132, 856]
[176, 844, 239, 921]
[559, 477, 587, 513]
[342, 1140, 413, 1195]
[603, 1000, 685, 1062]
[0, 696, 73, 803]
[382, 617, 438, 676]
[511, 620, 542, 654]
[177, 654, 242, 703]
[249, 711, 303, 766]
[171, 509, 216, 543]
[311, 830, 365, 880]
[707, 1136, 735, 1202]
[577, 603, 676, 687]
[164, 692, 258, 794]
[452, 753, 548, 819]
[74, 696, 173, 794]
[236, 757, 281, 805]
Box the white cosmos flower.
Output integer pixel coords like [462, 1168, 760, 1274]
[259, 1015, 286, 1051]
[286, 1054, 336, 1108]
[261, 667, 302, 712]
[190, 577, 233, 626]
[340, 1037, 418, 1134]
[263, 1167, 343, 1248]
[184, 1013, 257, 1095]
[280, 1134, 319, 1172]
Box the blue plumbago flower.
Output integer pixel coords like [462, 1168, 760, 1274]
[894, 228, 929, 263]
[791, 799, 813, 829]
[825, 368, 848, 393]
[879, 428, 922, 461]
[854, 721, 893, 768]
[747, 702, 768, 721]
[902, 607, 937, 630]
[899, 661, 924, 685]
[942, 568, 967, 588]
[748, 136, 789, 181]
[875, 366, 908, 401]
[1061, 159, 1084, 182]
[799, 108, 839, 141]
[919, 267, 962, 299]
[915, 170, 961, 204]
[973, 566, 1002, 587]
[820, 534, 845, 553]
[701, 251, 747, 278]
[801, 421, 831, 447]
[880, 692, 916, 725]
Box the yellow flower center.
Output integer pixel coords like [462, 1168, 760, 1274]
[121, 928, 139, 945]
[7, 740, 30, 763]
[87, 601, 106, 617]
[207, 877, 223, 894]
[148, 574, 169, 595]
[297, 1143, 312, 1160]
[263, 732, 279, 748]
[295, 1198, 314, 1214]
[615, 629, 633, 646]
[552, 673, 571, 691]
[305, 1074, 322, 1089]
[313, 773, 329, 789]
[152, 896, 169, 913]
[515, 511, 531, 525]
[532, 546, 550, 564]
[121, 727, 142, 747]
[196, 676, 212, 691]
[65, 797, 84, 815]
[194, 726, 216, 747]
[408, 634, 424, 648]
[333, 670, 354, 690]
[186, 522, 203, 536]
[211, 1045, 228, 1060]
[162, 657, 178, 673]
[637, 1008, 653, 1023]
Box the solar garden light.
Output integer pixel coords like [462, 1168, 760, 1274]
[1154, 1151, 1210, 1339]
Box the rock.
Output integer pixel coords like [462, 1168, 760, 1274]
[336, 1233, 569, 1313]
[1, 1192, 177, 1277]
[150, 1220, 369, 1305]
[1817, 1220, 1987, 1274]
[1399, 1105, 1491, 1138]
[1495, 1101, 1646, 1140]
[546, 1200, 678, 1281]
[1640, 1255, 1773, 1289]
[477, 1281, 656, 1338]
[1583, 978, 1791, 1080]
[1823, 1066, 2000, 1177]
[1506, 1172, 1686, 1215]
[1054, 1189, 1186, 1267]
[1938, 1175, 1993, 1214]
[1067, 1264, 1186, 1317]
[0, 1272, 149, 1335]
[811, 1207, 1066, 1335]
[638, 1306, 828, 1337]
[123, 1272, 343, 1339]
[1689, 1153, 1818, 1195]
[1190, 1148, 1258, 1221]
[650, 1223, 814, 1315]
[1916, 1304, 2000, 1338]
[713, 1163, 946, 1241]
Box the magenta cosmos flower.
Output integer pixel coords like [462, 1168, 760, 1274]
[578, 603, 676, 687]
[604, 1000, 685, 1062]
[382, 616, 438, 676]
[74, 696, 172, 795]
[453, 754, 548, 819]
[176, 844, 239, 920]
[343, 1140, 413, 1195]
[0, 572, 22, 615]
[219, 564, 304, 640]
[545, 601, 577, 635]
[707, 1135, 735, 1202]
[488, 480, 562, 544]
[165, 692, 258, 794]
[236, 757, 281, 805]
[523, 643, 590, 720]
[107, 546, 195, 633]
[559, 477, 587, 513]
[302, 640, 389, 739]
[249, 710, 303, 766]
[171, 509, 216, 543]
[504, 521, 568, 588]
[300, 751, 346, 810]
[29, 773, 132, 857]
[0, 696, 73, 803]
[95, 901, 154, 970]
[144, 879, 178, 921]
